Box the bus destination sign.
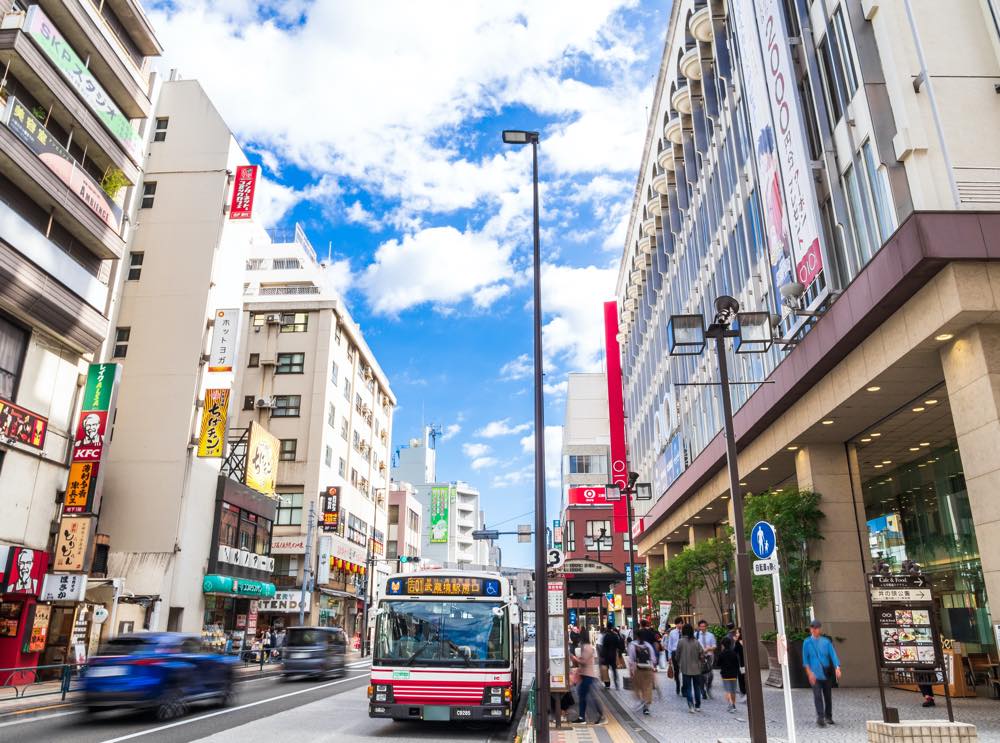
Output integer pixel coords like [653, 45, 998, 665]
[386, 576, 502, 598]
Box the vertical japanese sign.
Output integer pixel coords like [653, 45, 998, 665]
[732, 0, 828, 317]
[64, 363, 120, 514]
[24, 603, 50, 653]
[244, 421, 279, 495]
[208, 309, 239, 373]
[197, 389, 230, 457]
[603, 301, 630, 533]
[54, 515, 96, 572]
[23, 6, 142, 164]
[229, 165, 258, 220]
[429, 486, 450, 543]
[321, 486, 340, 532]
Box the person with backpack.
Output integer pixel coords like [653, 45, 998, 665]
[598, 625, 621, 689]
[676, 623, 706, 713]
[696, 619, 717, 698]
[718, 636, 741, 713]
[627, 631, 657, 716]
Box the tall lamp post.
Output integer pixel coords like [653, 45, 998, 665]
[501, 128, 548, 742]
[666, 295, 773, 743]
[605, 474, 651, 633]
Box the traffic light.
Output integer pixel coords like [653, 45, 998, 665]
[398, 556, 421, 564]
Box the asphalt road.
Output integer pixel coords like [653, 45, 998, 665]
[1, 661, 373, 743]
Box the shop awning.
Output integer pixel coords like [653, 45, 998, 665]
[202, 574, 276, 598]
[320, 588, 357, 600]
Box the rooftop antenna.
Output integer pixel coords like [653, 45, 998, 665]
[427, 423, 443, 450]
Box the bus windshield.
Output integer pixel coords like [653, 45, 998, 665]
[375, 600, 509, 668]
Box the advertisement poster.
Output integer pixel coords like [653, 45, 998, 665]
[197, 389, 230, 457]
[731, 0, 827, 317]
[3, 547, 48, 595]
[429, 486, 450, 543]
[3, 97, 123, 230]
[53, 516, 95, 572]
[0, 397, 48, 449]
[63, 364, 120, 515]
[208, 309, 240, 373]
[244, 421, 279, 495]
[71, 409, 108, 462]
[23, 6, 142, 163]
[321, 487, 340, 533]
[603, 301, 630, 533]
[229, 165, 258, 220]
[24, 603, 50, 653]
[876, 605, 937, 669]
[567, 487, 608, 506]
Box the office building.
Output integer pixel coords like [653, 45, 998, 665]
[387, 482, 422, 569]
[617, 0, 1000, 684]
[0, 0, 160, 670]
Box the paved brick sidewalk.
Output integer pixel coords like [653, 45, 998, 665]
[607, 668, 1000, 742]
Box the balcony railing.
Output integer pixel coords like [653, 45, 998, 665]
[254, 286, 321, 296]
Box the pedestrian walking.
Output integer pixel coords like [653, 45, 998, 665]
[696, 620, 717, 698]
[918, 684, 936, 707]
[599, 626, 621, 689]
[262, 630, 273, 663]
[627, 632, 657, 716]
[733, 627, 747, 697]
[570, 629, 605, 725]
[676, 623, 705, 713]
[718, 636, 741, 713]
[802, 619, 842, 727]
[667, 617, 683, 695]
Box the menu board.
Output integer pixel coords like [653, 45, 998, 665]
[0, 601, 22, 637]
[876, 605, 937, 669]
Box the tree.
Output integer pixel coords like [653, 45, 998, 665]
[647, 530, 735, 623]
[744, 487, 824, 634]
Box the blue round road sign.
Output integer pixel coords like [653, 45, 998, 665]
[750, 521, 776, 560]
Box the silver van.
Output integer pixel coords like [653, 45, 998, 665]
[281, 626, 347, 679]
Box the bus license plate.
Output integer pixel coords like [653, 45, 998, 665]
[424, 706, 450, 721]
[454, 709, 472, 718]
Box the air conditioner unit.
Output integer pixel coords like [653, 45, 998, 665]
[260, 357, 276, 366]
[256, 397, 275, 409]
[265, 314, 281, 324]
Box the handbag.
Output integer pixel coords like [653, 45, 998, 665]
[667, 664, 674, 680]
[600, 665, 610, 683]
[616, 655, 626, 669]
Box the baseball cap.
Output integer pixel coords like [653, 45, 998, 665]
[810, 619, 823, 628]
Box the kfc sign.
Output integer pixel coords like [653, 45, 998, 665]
[567, 487, 609, 506]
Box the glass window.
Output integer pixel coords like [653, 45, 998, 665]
[818, 6, 859, 126]
[140, 181, 156, 209]
[113, 327, 130, 359]
[565, 520, 576, 552]
[844, 162, 878, 267]
[279, 439, 297, 461]
[338, 457, 346, 477]
[153, 117, 168, 142]
[243, 395, 255, 411]
[328, 402, 336, 427]
[255, 519, 270, 555]
[276, 492, 304, 526]
[238, 512, 256, 551]
[273, 554, 298, 578]
[219, 503, 239, 547]
[279, 312, 308, 333]
[275, 352, 304, 374]
[271, 395, 301, 417]
[325, 445, 332, 467]
[341, 417, 349, 440]
[585, 520, 612, 551]
[248, 353, 260, 368]
[0, 314, 28, 400]
[566, 455, 607, 474]
[127, 252, 143, 281]
[374, 600, 509, 667]
[862, 140, 896, 244]
[331, 361, 339, 385]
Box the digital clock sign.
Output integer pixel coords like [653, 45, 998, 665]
[385, 576, 502, 598]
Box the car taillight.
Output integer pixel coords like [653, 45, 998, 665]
[127, 658, 166, 666]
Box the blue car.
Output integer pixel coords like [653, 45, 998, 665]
[82, 632, 238, 720]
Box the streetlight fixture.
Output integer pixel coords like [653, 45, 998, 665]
[604, 472, 649, 633]
[668, 295, 768, 743]
[501, 127, 548, 742]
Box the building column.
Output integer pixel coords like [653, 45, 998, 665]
[646, 552, 665, 574]
[795, 444, 877, 686]
[687, 524, 720, 624]
[940, 324, 1000, 616]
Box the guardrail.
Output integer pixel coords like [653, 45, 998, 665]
[0, 662, 85, 702]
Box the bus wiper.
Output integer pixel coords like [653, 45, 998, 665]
[448, 642, 473, 666]
[404, 640, 432, 665]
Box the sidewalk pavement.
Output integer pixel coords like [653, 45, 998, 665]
[0, 651, 365, 721]
[605, 665, 1000, 743]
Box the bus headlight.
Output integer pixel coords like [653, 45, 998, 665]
[483, 686, 509, 705]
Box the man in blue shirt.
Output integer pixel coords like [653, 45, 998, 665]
[802, 619, 842, 727]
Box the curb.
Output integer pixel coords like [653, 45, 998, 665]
[599, 687, 660, 743]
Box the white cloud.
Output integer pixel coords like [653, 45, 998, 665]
[462, 442, 491, 459]
[477, 419, 532, 438]
[320, 258, 353, 298]
[359, 226, 514, 315]
[544, 379, 569, 397]
[519, 425, 564, 487]
[492, 465, 533, 489]
[440, 423, 461, 441]
[471, 456, 499, 471]
[541, 263, 617, 371]
[500, 353, 532, 381]
[345, 201, 381, 230]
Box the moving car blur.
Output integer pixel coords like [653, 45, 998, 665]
[281, 626, 347, 679]
[82, 632, 238, 720]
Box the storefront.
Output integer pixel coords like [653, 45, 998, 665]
[0, 545, 49, 671]
[201, 574, 275, 654]
[256, 590, 310, 635]
[319, 534, 367, 636]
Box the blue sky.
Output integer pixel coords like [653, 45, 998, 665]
[149, 0, 670, 566]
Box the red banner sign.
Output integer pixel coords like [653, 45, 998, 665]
[3, 546, 49, 596]
[0, 398, 48, 450]
[71, 410, 108, 462]
[567, 487, 609, 506]
[604, 301, 629, 533]
[229, 165, 257, 220]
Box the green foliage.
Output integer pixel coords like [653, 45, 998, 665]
[761, 630, 778, 642]
[647, 529, 735, 624]
[100, 167, 130, 200]
[31, 105, 46, 122]
[744, 488, 825, 637]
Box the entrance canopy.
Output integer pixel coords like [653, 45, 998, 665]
[560, 558, 626, 599]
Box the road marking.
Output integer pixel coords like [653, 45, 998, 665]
[236, 659, 371, 684]
[0, 710, 82, 728]
[98, 671, 370, 743]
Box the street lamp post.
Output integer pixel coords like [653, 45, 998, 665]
[501, 128, 548, 742]
[360, 488, 383, 657]
[605, 475, 650, 634]
[667, 296, 773, 743]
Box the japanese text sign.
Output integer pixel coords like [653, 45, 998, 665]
[197, 389, 230, 457]
[229, 165, 258, 220]
[53, 516, 95, 572]
[40, 573, 88, 602]
[208, 309, 239, 373]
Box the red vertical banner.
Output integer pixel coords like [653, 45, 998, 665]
[229, 165, 258, 220]
[604, 301, 629, 533]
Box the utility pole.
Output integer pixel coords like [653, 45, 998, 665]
[298, 500, 316, 626]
